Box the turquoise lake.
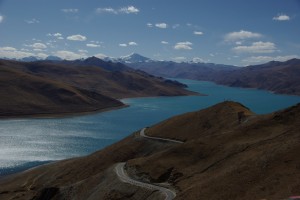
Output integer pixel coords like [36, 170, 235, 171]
[1, 79, 300, 176]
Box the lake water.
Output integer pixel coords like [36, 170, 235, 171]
[1, 79, 300, 176]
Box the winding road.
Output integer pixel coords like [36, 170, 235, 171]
[115, 162, 176, 200]
[114, 127, 183, 200]
[140, 128, 184, 144]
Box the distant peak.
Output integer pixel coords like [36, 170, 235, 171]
[85, 56, 103, 61]
[120, 53, 152, 63]
[129, 52, 139, 56]
[45, 55, 62, 61]
[121, 52, 143, 58]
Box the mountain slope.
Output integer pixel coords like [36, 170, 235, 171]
[208, 58, 300, 95]
[128, 60, 237, 80]
[61, 56, 131, 71]
[0, 62, 124, 117]
[0, 59, 195, 117]
[1, 101, 299, 199]
[129, 58, 300, 96]
[16, 60, 195, 98]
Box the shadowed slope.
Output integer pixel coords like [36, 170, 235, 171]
[0, 59, 196, 117]
[0, 64, 123, 117]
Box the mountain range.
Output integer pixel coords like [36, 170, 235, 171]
[12, 53, 300, 96]
[0, 58, 195, 117]
[1, 101, 299, 199]
[125, 55, 300, 96]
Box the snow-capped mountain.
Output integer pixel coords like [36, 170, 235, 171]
[15, 53, 202, 64]
[45, 55, 63, 61]
[93, 53, 154, 64]
[118, 53, 152, 63]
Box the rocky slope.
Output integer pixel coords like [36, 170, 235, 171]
[0, 59, 195, 117]
[0, 101, 299, 199]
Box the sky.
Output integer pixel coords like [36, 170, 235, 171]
[0, 0, 299, 66]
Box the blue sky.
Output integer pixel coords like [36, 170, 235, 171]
[0, 0, 299, 66]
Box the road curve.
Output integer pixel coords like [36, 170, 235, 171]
[140, 128, 184, 144]
[115, 162, 176, 200]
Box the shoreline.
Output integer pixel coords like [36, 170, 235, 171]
[0, 91, 202, 120]
[0, 104, 129, 120]
[0, 92, 201, 180]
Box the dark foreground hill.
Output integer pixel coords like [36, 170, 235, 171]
[0, 101, 299, 199]
[129, 58, 300, 96]
[0, 59, 195, 117]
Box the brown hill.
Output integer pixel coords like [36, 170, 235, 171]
[1, 101, 299, 200]
[0, 63, 123, 117]
[0, 59, 195, 117]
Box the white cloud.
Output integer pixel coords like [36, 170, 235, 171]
[0, 15, 3, 23]
[119, 6, 139, 14]
[61, 9, 79, 13]
[33, 49, 44, 52]
[225, 30, 262, 41]
[94, 53, 108, 59]
[48, 33, 64, 40]
[0, 47, 16, 51]
[96, 8, 117, 14]
[53, 33, 62, 37]
[243, 55, 299, 63]
[25, 18, 40, 24]
[67, 34, 87, 41]
[233, 41, 276, 54]
[194, 31, 203, 35]
[29, 43, 47, 49]
[174, 41, 193, 50]
[86, 44, 101, 48]
[54, 50, 85, 60]
[173, 57, 187, 62]
[119, 42, 138, 47]
[128, 42, 138, 46]
[78, 49, 88, 53]
[161, 41, 169, 45]
[0, 46, 44, 59]
[192, 57, 205, 63]
[96, 6, 139, 14]
[273, 14, 290, 21]
[147, 23, 153, 28]
[155, 23, 167, 29]
[119, 43, 127, 47]
[36, 53, 48, 59]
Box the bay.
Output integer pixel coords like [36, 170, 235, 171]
[1, 79, 300, 176]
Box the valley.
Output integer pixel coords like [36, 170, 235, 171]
[1, 1, 299, 199]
